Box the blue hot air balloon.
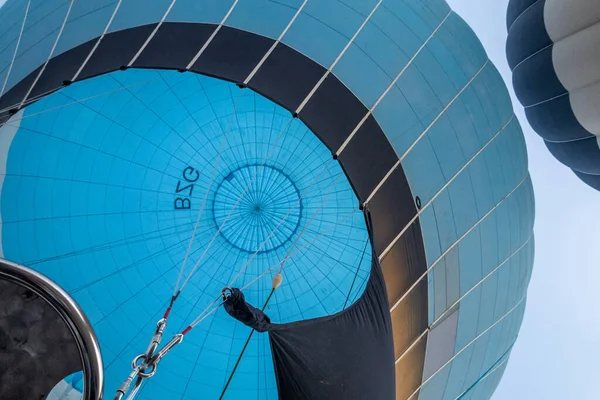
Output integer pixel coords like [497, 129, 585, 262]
[0, 0, 534, 399]
[507, 0, 600, 190]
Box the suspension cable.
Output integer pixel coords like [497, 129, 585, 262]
[225, 163, 333, 288]
[175, 115, 296, 294]
[170, 87, 242, 305]
[0, 76, 163, 120]
[114, 203, 360, 400]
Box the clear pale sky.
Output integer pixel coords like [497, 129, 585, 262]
[0, 0, 598, 399]
[446, 1, 600, 399]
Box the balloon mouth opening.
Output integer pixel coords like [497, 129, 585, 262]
[211, 164, 303, 254]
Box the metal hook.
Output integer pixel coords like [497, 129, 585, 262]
[221, 287, 233, 301]
[114, 319, 184, 400]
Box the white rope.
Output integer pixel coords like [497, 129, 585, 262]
[1, 87, 58, 115]
[225, 162, 331, 287]
[186, 206, 360, 329]
[389, 173, 530, 314]
[295, 0, 383, 114]
[228, 169, 343, 289]
[395, 235, 532, 365]
[71, 0, 124, 82]
[395, 329, 428, 365]
[240, 208, 359, 291]
[405, 297, 526, 400]
[177, 115, 296, 292]
[128, 0, 178, 66]
[365, 58, 490, 205]
[20, 0, 75, 108]
[335, 10, 453, 156]
[243, 0, 309, 85]
[1, 77, 162, 123]
[173, 87, 241, 297]
[0, 0, 31, 99]
[185, 0, 240, 70]
[188, 296, 224, 328]
[277, 172, 344, 274]
[379, 114, 516, 260]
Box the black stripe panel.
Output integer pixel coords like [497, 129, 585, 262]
[79, 24, 158, 80]
[545, 137, 600, 174]
[511, 45, 566, 107]
[191, 26, 273, 84]
[133, 22, 215, 70]
[298, 74, 367, 151]
[368, 167, 418, 255]
[573, 170, 600, 190]
[337, 115, 398, 202]
[379, 221, 427, 307]
[0, 24, 430, 398]
[525, 95, 594, 142]
[249, 43, 326, 112]
[507, 0, 545, 32]
[506, 0, 550, 69]
[390, 278, 428, 360]
[0, 65, 41, 112]
[29, 40, 97, 100]
[395, 331, 428, 400]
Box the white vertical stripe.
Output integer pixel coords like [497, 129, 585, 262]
[185, 0, 240, 70]
[0, 109, 24, 258]
[394, 235, 531, 365]
[294, 0, 383, 115]
[71, 0, 124, 82]
[366, 59, 490, 206]
[244, 0, 309, 85]
[378, 115, 515, 260]
[20, 0, 76, 108]
[405, 297, 525, 400]
[0, 0, 31, 99]
[433, 237, 531, 330]
[128, 0, 179, 67]
[335, 11, 453, 156]
[388, 173, 530, 314]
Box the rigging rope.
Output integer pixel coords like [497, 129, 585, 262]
[218, 280, 279, 400]
[175, 115, 296, 294]
[103, 72, 366, 400]
[172, 86, 241, 301]
[0, 76, 163, 119]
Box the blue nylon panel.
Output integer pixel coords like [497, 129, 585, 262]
[0, 2, 536, 399]
[4, 0, 70, 89]
[225, 0, 304, 40]
[0, 0, 29, 85]
[280, 0, 372, 68]
[53, 0, 116, 56]
[167, 0, 236, 24]
[1, 69, 371, 399]
[109, 0, 171, 33]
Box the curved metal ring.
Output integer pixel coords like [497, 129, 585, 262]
[0, 258, 103, 400]
[131, 354, 146, 369]
[131, 354, 156, 379]
[137, 366, 156, 379]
